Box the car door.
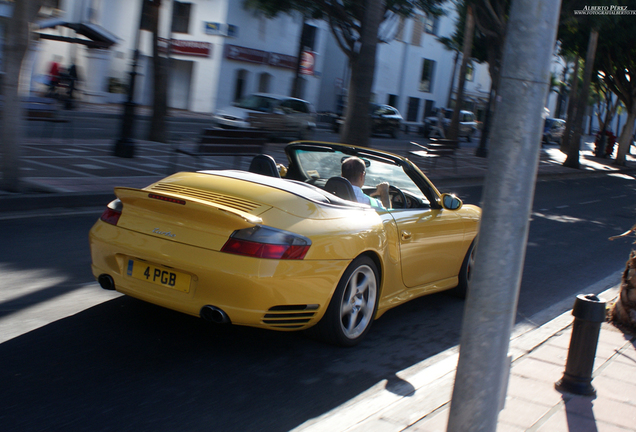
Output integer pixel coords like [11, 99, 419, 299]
[248, 98, 286, 133]
[391, 207, 467, 289]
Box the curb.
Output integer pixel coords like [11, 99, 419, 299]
[291, 274, 623, 432]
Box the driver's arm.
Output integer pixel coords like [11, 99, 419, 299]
[370, 182, 391, 209]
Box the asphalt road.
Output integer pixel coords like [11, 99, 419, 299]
[0, 175, 634, 431]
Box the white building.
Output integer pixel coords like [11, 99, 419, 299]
[30, 0, 328, 113]
[23, 0, 536, 127]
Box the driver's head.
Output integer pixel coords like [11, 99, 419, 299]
[341, 157, 366, 187]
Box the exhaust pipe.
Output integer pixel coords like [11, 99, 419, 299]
[200, 305, 230, 324]
[98, 274, 116, 290]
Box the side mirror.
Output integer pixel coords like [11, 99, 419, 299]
[441, 193, 463, 210]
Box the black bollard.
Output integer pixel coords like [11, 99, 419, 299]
[555, 294, 607, 396]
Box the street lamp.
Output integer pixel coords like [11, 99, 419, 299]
[114, 0, 146, 158]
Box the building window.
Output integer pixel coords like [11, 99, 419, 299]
[387, 94, 397, 108]
[419, 59, 436, 93]
[424, 14, 439, 35]
[395, 17, 405, 42]
[406, 97, 420, 122]
[258, 73, 272, 93]
[301, 24, 317, 51]
[466, 63, 474, 82]
[140, 0, 153, 31]
[172, 2, 192, 34]
[410, 16, 424, 46]
[424, 99, 435, 120]
[234, 69, 248, 102]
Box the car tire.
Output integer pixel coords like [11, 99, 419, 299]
[449, 240, 475, 299]
[314, 255, 379, 346]
[466, 131, 473, 143]
[390, 127, 400, 139]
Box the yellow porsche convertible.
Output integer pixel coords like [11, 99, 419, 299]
[89, 141, 480, 346]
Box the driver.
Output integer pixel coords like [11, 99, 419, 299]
[341, 157, 391, 208]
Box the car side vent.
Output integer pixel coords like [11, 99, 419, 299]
[262, 304, 320, 329]
[149, 183, 265, 213]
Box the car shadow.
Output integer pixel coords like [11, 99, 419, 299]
[0, 290, 464, 432]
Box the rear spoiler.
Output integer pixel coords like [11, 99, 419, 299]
[114, 187, 264, 226]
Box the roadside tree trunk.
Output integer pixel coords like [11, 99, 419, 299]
[148, 0, 168, 143]
[560, 56, 580, 153]
[339, 0, 383, 147]
[615, 109, 636, 164]
[564, 30, 598, 169]
[0, 0, 45, 192]
[448, 5, 474, 141]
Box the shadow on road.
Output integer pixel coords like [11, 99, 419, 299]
[0, 287, 464, 432]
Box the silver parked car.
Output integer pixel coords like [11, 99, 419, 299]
[212, 93, 317, 139]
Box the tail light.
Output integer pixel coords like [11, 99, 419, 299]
[100, 199, 123, 226]
[221, 226, 311, 260]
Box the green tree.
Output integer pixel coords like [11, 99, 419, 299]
[244, 0, 444, 147]
[559, 0, 636, 166]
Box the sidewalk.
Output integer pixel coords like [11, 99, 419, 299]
[1, 123, 634, 213]
[292, 283, 636, 432]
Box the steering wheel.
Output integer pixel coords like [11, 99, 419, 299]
[389, 185, 407, 209]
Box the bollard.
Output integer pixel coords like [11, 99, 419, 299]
[555, 294, 607, 396]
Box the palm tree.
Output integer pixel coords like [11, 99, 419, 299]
[610, 225, 636, 333]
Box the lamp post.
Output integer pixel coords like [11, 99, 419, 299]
[114, 0, 146, 158]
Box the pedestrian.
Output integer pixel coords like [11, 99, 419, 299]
[430, 108, 446, 139]
[47, 57, 61, 98]
[65, 63, 80, 109]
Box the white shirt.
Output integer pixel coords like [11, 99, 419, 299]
[352, 185, 383, 207]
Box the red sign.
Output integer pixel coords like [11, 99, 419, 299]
[224, 44, 297, 70]
[159, 38, 212, 57]
[300, 51, 316, 75]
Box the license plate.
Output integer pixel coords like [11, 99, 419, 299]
[126, 259, 191, 293]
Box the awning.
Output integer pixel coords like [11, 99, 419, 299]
[36, 19, 119, 49]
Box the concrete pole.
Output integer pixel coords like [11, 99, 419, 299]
[446, 1, 561, 431]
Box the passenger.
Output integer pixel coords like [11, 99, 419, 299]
[341, 156, 391, 208]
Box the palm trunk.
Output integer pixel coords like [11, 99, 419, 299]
[564, 30, 598, 169]
[614, 107, 636, 165]
[340, 0, 383, 147]
[1, 0, 45, 191]
[149, 0, 168, 143]
[560, 57, 580, 153]
[448, 5, 474, 141]
[611, 248, 636, 332]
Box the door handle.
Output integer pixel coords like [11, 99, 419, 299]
[401, 231, 412, 241]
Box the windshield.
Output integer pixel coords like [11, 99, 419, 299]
[235, 95, 278, 112]
[294, 148, 426, 200]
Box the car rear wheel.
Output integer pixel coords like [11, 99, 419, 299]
[315, 256, 379, 346]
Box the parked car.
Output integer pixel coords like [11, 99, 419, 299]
[333, 103, 403, 138]
[542, 118, 566, 145]
[90, 141, 480, 346]
[421, 108, 477, 142]
[212, 93, 317, 139]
